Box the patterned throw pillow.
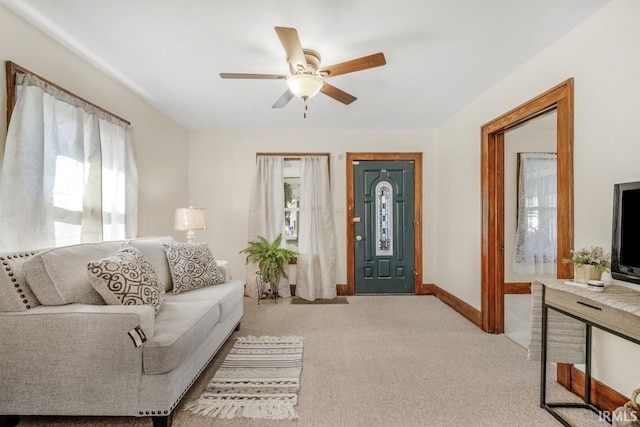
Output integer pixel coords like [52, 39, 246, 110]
[87, 243, 165, 313]
[161, 242, 225, 294]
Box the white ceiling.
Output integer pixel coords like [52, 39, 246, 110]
[2, 0, 610, 131]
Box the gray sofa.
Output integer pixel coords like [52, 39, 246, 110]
[0, 237, 244, 427]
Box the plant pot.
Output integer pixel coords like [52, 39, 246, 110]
[574, 265, 601, 283]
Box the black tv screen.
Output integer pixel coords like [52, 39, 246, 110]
[612, 181, 640, 285]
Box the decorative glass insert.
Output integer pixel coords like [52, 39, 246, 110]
[376, 181, 393, 256]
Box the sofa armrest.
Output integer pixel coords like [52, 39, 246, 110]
[1, 303, 156, 338]
[0, 304, 156, 415]
[217, 260, 232, 282]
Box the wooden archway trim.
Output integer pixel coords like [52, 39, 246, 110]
[345, 152, 423, 295]
[481, 79, 574, 333]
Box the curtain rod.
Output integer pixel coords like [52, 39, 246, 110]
[6, 61, 131, 126]
[255, 152, 332, 178]
[256, 152, 330, 159]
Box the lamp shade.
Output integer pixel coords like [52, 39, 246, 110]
[174, 207, 207, 231]
[286, 74, 324, 99]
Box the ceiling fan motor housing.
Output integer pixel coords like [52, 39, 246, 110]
[289, 49, 322, 74]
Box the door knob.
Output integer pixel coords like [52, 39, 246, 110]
[356, 235, 362, 241]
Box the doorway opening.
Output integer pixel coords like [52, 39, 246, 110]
[346, 153, 423, 295]
[503, 111, 558, 347]
[481, 79, 574, 334]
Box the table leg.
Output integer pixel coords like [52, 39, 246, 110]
[540, 285, 548, 408]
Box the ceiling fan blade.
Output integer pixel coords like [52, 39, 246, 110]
[319, 52, 386, 78]
[274, 26, 308, 72]
[320, 82, 357, 105]
[272, 90, 294, 108]
[220, 73, 287, 79]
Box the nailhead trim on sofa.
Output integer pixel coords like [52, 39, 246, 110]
[1, 252, 39, 310]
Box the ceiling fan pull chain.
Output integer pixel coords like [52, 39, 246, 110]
[303, 98, 308, 119]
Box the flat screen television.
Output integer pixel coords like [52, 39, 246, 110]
[611, 180, 640, 285]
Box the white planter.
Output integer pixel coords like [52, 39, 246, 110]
[574, 265, 601, 283]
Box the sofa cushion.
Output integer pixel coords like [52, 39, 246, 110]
[87, 243, 166, 314]
[161, 242, 225, 294]
[24, 241, 123, 305]
[142, 300, 221, 374]
[128, 237, 175, 292]
[165, 280, 244, 323]
[0, 251, 41, 312]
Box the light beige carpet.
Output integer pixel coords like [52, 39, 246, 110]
[19, 296, 603, 427]
[290, 296, 349, 305]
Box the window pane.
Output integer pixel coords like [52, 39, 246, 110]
[284, 176, 300, 241]
[53, 155, 84, 213]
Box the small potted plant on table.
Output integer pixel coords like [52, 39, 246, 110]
[240, 234, 297, 303]
[562, 246, 611, 283]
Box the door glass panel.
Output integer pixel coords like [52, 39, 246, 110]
[376, 181, 393, 256]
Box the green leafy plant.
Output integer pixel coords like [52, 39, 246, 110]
[239, 234, 297, 284]
[562, 246, 611, 272]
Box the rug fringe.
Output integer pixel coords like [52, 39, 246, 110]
[185, 398, 299, 420]
[236, 335, 304, 342]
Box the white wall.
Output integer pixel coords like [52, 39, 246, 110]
[188, 130, 435, 287]
[504, 112, 557, 283]
[0, 5, 189, 240]
[434, 0, 640, 396]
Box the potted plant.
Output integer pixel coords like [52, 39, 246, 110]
[240, 234, 297, 299]
[562, 246, 611, 283]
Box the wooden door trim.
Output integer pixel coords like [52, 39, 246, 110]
[503, 282, 532, 294]
[481, 79, 574, 333]
[346, 153, 423, 295]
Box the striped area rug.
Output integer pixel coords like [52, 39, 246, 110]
[185, 336, 304, 420]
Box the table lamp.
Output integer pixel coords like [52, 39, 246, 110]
[174, 207, 206, 244]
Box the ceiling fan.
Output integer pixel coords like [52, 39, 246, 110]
[220, 26, 386, 117]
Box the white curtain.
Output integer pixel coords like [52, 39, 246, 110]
[512, 153, 557, 275]
[0, 73, 137, 252]
[295, 156, 337, 301]
[245, 156, 291, 298]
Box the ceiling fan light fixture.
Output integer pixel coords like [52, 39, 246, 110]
[286, 74, 324, 99]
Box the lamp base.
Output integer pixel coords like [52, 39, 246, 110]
[186, 230, 195, 244]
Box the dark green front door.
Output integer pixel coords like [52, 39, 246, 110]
[354, 160, 415, 294]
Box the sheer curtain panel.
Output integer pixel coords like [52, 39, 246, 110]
[295, 156, 337, 301]
[512, 153, 557, 275]
[245, 156, 290, 298]
[0, 73, 137, 252]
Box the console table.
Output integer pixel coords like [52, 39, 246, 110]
[540, 280, 640, 425]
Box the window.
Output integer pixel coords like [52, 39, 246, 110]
[0, 62, 138, 252]
[255, 153, 329, 248]
[512, 152, 557, 275]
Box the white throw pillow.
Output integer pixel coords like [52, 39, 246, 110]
[87, 243, 165, 313]
[161, 242, 225, 294]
